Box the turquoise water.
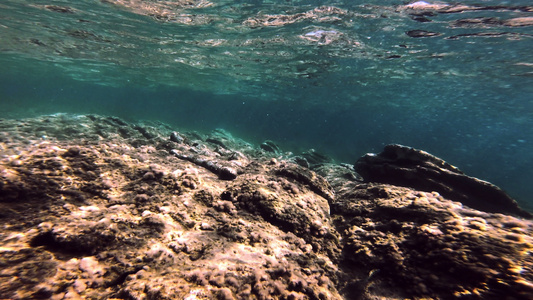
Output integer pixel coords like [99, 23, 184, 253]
[1, 0, 533, 210]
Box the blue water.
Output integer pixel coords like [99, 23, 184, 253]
[1, 0, 533, 211]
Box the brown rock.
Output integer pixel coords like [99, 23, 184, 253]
[1, 115, 532, 300]
[332, 183, 533, 299]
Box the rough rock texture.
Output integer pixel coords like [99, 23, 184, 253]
[332, 182, 533, 299]
[1, 114, 532, 300]
[354, 144, 532, 219]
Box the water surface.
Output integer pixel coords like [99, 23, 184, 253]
[1, 0, 532, 210]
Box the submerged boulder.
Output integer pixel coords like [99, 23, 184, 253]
[355, 144, 532, 218]
[332, 182, 533, 299]
[260, 140, 281, 154]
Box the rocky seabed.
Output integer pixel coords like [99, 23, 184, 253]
[0, 114, 532, 300]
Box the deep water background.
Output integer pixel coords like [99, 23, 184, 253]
[1, 0, 533, 211]
[2, 58, 532, 212]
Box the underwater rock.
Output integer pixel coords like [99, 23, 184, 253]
[170, 149, 239, 180]
[292, 156, 310, 168]
[205, 128, 255, 154]
[222, 178, 339, 256]
[167, 128, 257, 180]
[205, 137, 228, 149]
[169, 131, 185, 144]
[333, 183, 533, 299]
[1, 114, 532, 300]
[275, 164, 335, 202]
[355, 144, 532, 218]
[260, 140, 281, 153]
[301, 148, 334, 166]
[313, 163, 363, 192]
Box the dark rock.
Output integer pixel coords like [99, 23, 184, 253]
[334, 183, 533, 299]
[405, 30, 441, 38]
[30, 225, 114, 256]
[206, 138, 228, 149]
[62, 147, 81, 157]
[58, 189, 87, 202]
[301, 149, 334, 165]
[206, 129, 234, 149]
[292, 156, 310, 168]
[260, 140, 281, 153]
[133, 125, 155, 139]
[275, 164, 335, 202]
[204, 129, 254, 154]
[354, 144, 532, 218]
[106, 265, 145, 287]
[112, 117, 129, 126]
[170, 131, 184, 144]
[222, 178, 339, 258]
[142, 171, 156, 181]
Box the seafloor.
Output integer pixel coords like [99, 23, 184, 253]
[0, 114, 532, 300]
